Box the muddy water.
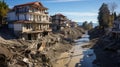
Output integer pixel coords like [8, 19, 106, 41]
[53, 32, 97, 67]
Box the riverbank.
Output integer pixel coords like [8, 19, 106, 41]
[91, 36, 120, 67]
[53, 32, 98, 67]
[88, 27, 120, 67]
[0, 27, 85, 67]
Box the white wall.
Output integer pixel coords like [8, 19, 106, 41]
[18, 14, 30, 20]
[19, 14, 25, 20]
[14, 24, 22, 31]
[7, 12, 17, 21]
[8, 24, 14, 29]
[22, 24, 32, 32]
[26, 14, 29, 20]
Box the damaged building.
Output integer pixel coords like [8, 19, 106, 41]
[111, 16, 120, 39]
[7, 1, 52, 40]
[50, 13, 68, 31]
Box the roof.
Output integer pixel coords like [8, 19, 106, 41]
[52, 13, 66, 17]
[13, 1, 47, 10]
[55, 13, 65, 17]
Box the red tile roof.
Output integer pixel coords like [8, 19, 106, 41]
[14, 1, 47, 9]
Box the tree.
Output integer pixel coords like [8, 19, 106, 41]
[109, 2, 117, 14]
[98, 3, 110, 28]
[82, 21, 87, 27]
[108, 14, 114, 27]
[0, 0, 9, 26]
[108, 2, 117, 27]
[88, 21, 93, 30]
[82, 21, 93, 30]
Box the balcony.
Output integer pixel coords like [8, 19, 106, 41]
[16, 10, 29, 14]
[45, 12, 48, 14]
[111, 28, 120, 33]
[34, 20, 51, 24]
[22, 28, 52, 34]
[45, 28, 52, 32]
[22, 29, 43, 34]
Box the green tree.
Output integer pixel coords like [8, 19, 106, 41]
[98, 3, 110, 28]
[87, 21, 93, 30]
[0, 0, 9, 26]
[82, 21, 93, 30]
[82, 21, 88, 29]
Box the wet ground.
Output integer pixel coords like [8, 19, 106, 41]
[53, 32, 98, 67]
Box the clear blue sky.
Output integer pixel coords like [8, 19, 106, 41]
[4, 0, 120, 23]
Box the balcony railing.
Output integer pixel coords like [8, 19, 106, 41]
[16, 10, 29, 14]
[111, 28, 120, 33]
[23, 28, 52, 34]
[112, 28, 120, 31]
[45, 12, 48, 14]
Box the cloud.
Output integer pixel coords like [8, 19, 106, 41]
[45, 0, 86, 3]
[55, 12, 98, 17]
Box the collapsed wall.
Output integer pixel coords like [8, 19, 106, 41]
[0, 27, 85, 67]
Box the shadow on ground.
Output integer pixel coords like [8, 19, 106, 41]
[0, 25, 17, 40]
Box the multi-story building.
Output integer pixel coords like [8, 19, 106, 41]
[7, 1, 52, 40]
[111, 16, 120, 39]
[51, 13, 67, 31]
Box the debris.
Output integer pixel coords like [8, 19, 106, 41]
[0, 27, 84, 67]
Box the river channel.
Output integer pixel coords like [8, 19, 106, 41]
[53, 32, 98, 67]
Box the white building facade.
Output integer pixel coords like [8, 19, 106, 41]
[7, 1, 52, 40]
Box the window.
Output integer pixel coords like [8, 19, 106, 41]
[24, 14, 26, 20]
[33, 15, 35, 21]
[39, 16, 41, 21]
[46, 16, 48, 20]
[24, 24, 31, 29]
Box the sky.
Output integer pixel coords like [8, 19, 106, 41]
[4, 0, 120, 23]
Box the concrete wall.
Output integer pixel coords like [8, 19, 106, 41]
[8, 24, 14, 29]
[26, 14, 29, 20]
[22, 24, 32, 32]
[7, 8, 49, 22]
[7, 12, 17, 21]
[19, 14, 25, 20]
[14, 24, 22, 31]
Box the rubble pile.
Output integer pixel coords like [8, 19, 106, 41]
[0, 27, 85, 67]
[0, 38, 52, 67]
[61, 27, 85, 39]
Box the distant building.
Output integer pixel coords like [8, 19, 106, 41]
[66, 20, 78, 28]
[111, 16, 120, 39]
[7, 1, 52, 40]
[51, 13, 67, 31]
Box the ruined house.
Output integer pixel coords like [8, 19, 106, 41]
[111, 16, 120, 39]
[7, 1, 52, 40]
[50, 13, 68, 31]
